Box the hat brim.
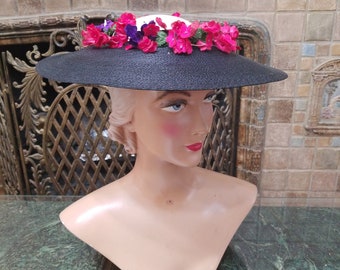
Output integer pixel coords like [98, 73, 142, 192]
[36, 47, 287, 90]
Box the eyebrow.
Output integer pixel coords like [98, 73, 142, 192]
[155, 91, 191, 101]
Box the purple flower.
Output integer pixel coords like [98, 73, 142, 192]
[96, 20, 114, 32]
[125, 24, 142, 46]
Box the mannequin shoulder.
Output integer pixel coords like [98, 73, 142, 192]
[196, 167, 258, 206]
[59, 179, 127, 227]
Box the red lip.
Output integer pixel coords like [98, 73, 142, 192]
[186, 142, 203, 152]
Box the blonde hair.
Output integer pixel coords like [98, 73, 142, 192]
[107, 87, 137, 154]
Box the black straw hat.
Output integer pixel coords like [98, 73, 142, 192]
[36, 14, 287, 90]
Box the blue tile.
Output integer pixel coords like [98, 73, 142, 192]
[291, 137, 304, 147]
[331, 137, 340, 147]
[302, 43, 316, 56]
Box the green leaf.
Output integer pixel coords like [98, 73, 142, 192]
[156, 31, 167, 47]
[106, 25, 116, 36]
[192, 29, 206, 43]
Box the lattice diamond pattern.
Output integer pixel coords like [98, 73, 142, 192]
[200, 89, 234, 174]
[43, 86, 134, 195]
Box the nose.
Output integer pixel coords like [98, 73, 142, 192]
[191, 104, 213, 136]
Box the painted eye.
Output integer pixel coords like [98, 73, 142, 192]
[204, 93, 216, 103]
[162, 102, 186, 112]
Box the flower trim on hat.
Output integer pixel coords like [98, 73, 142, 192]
[81, 12, 240, 54]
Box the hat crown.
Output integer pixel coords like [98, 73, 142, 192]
[136, 14, 190, 29]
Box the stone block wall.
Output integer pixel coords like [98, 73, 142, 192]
[0, 0, 339, 206]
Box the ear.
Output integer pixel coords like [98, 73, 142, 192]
[125, 121, 136, 133]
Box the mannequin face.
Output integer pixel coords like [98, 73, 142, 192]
[130, 90, 215, 167]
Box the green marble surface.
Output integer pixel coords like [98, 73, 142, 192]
[227, 205, 339, 270]
[0, 196, 103, 270]
[0, 196, 339, 270]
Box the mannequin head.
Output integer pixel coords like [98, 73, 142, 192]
[107, 87, 215, 166]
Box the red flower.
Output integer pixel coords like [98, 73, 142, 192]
[117, 12, 136, 26]
[156, 17, 167, 29]
[142, 23, 160, 37]
[108, 33, 128, 48]
[82, 24, 109, 47]
[138, 36, 158, 53]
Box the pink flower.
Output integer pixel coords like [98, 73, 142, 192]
[82, 24, 110, 47]
[166, 32, 193, 54]
[125, 44, 133, 50]
[201, 21, 221, 34]
[175, 39, 193, 54]
[171, 21, 192, 38]
[221, 23, 239, 39]
[172, 12, 181, 17]
[196, 35, 213, 51]
[166, 20, 195, 54]
[214, 33, 237, 53]
[138, 36, 158, 53]
[189, 21, 200, 34]
[229, 25, 239, 39]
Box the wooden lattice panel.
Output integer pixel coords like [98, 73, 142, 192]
[0, 92, 22, 194]
[43, 85, 134, 195]
[200, 88, 235, 174]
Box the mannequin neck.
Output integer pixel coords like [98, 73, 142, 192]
[127, 155, 201, 207]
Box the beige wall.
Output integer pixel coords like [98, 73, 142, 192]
[0, 0, 339, 206]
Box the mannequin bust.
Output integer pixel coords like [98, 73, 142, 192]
[60, 87, 257, 270]
[35, 11, 286, 270]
